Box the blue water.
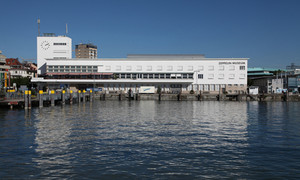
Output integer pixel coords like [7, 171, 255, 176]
[0, 101, 300, 179]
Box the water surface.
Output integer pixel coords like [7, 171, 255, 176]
[0, 101, 299, 179]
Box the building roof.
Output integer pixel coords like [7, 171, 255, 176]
[248, 67, 284, 72]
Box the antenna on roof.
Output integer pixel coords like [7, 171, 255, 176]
[37, 18, 40, 36]
[66, 23, 68, 35]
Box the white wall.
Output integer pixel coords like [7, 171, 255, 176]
[37, 36, 72, 74]
[45, 58, 248, 86]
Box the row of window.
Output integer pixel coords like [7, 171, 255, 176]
[116, 73, 194, 79]
[105, 65, 246, 71]
[48, 65, 97, 69]
[198, 74, 246, 79]
[48, 69, 97, 73]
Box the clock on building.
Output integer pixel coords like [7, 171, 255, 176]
[41, 41, 50, 50]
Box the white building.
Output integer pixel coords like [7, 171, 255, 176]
[33, 35, 248, 94]
[37, 33, 72, 74]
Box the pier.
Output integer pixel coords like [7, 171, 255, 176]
[0, 90, 299, 109]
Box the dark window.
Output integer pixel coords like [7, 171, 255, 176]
[198, 74, 203, 79]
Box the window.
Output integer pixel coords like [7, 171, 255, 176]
[166, 74, 171, 78]
[167, 66, 173, 71]
[219, 74, 224, 79]
[240, 66, 245, 70]
[147, 66, 152, 71]
[183, 74, 188, 79]
[126, 74, 131, 78]
[116, 66, 121, 71]
[137, 66, 142, 71]
[208, 66, 214, 71]
[188, 74, 193, 79]
[126, 66, 132, 71]
[157, 66, 162, 71]
[198, 74, 203, 79]
[149, 74, 153, 79]
[229, 74, 235, 79]
[188, 66, 193, 71]
[234, 84, 238, 86]
[228, 84, 232, 87]
[239, 74, 246, 79]
[121, 74, 125, 78]
[204, 84, 209, 91]
[54, 66, 58, 68]
[208, 74, 214, 79]
[177, 66, 183, 71]
[240, 84, 244, 87]
[159, 74, 165, 78]
[143, 74, 148, 79]
[198, 66, 204, 70]
[105, 66, 111, 70]
[219, 66, 224, 70]
[155, 74, 159, 79]
[229, 65, 235, 70]
[48, 66, 53, 68]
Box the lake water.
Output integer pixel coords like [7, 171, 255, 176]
[0, 101, 300, 179]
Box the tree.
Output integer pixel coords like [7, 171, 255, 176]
[11, 77, 31, 88]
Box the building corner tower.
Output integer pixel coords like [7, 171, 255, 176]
[37, 33, 72, 75]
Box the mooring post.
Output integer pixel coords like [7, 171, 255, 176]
[24, 90, 28, 109]
[70, 90, 73, 104]
[39, 90, 43, 108]
[119, 92, 122, 101]
[177, 92, 181, 101]
[89, 90, 93, 102]
[82, 90, 86, 102]
[219, 86, 222, 101]
[28, 90, 31, 109]
[62, 90, 66, 105]
[136, 93, 140, 101]
[51, 90, 55, 106]
[78, 90, 81, 104]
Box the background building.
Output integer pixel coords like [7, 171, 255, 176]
[0, 51, 10, 88]
[5, 58, 37, 79]
[75, 43, 97, 59]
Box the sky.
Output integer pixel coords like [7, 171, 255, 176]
[0, 0, 299, 68]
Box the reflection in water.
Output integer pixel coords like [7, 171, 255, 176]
[0, 101, 299, 179]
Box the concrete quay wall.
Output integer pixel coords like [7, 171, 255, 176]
[96, 93, 300, 102]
